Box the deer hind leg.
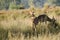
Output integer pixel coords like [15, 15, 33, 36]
[32, 23, 37, 36]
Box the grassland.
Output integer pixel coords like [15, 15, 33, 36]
[0, 5, 60, 40]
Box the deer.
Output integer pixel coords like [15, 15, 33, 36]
[33, 14, 55, 27]
[32, 14, 57, 37]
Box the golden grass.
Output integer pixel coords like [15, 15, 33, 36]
[7, 32, 60, 40]
[0, 5, 60, 40]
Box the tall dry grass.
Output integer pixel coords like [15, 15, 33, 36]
[0, 4, 60, 40]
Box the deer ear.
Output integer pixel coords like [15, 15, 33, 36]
[52, 16, 55, 20]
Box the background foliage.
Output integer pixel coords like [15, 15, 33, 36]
[0, 0, 60, 10]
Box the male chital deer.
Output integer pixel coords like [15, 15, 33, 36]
[33, 14, 55, 27]
[32, 14, 57, 36]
